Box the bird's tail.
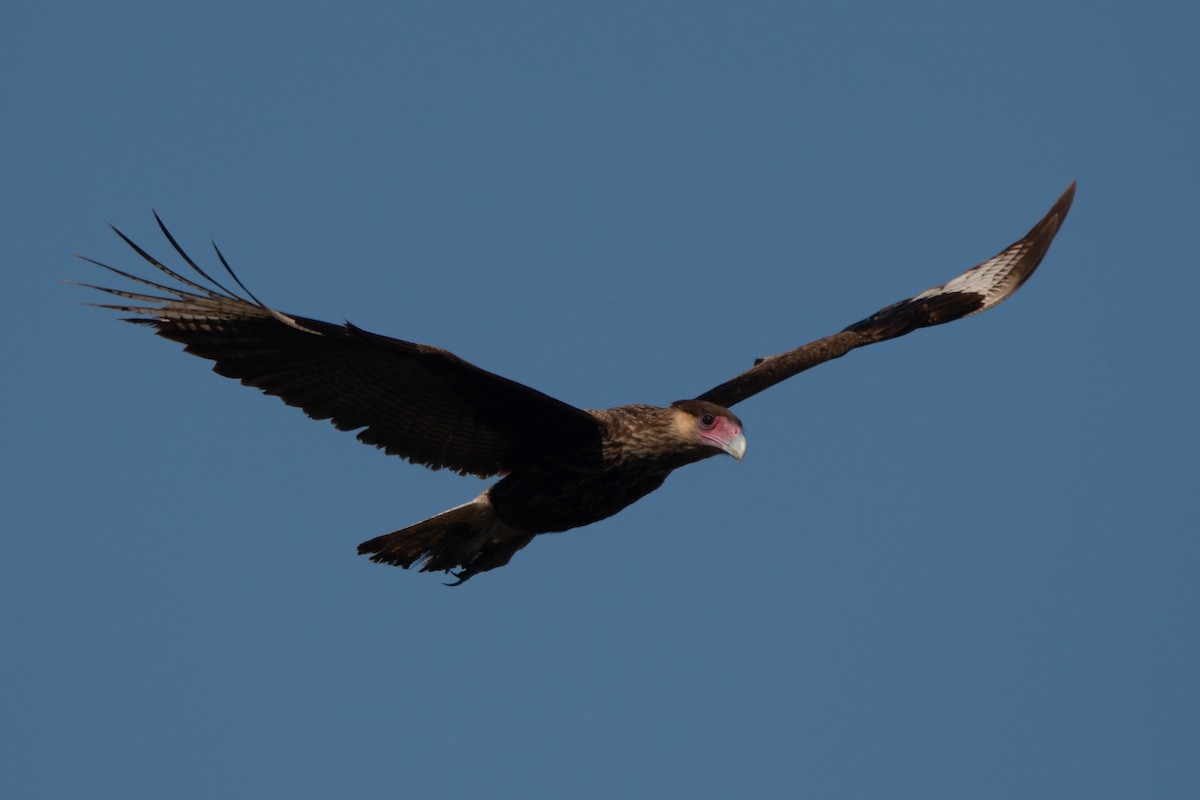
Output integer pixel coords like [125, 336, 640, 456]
[357, 492, 534, 585]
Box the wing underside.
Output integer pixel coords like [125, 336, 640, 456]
[76, 216, 602, 477]
[695, 182, 1075, 408]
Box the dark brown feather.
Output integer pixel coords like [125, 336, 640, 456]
[694, 182, 1075, 408]
[78, 223, 602, 477]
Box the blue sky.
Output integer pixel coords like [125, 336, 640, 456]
[3, 2, 1198, 797]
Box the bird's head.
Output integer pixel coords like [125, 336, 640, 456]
[669, 399, 746, 463]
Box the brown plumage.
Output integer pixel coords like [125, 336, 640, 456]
[76, 182, 1075, 583]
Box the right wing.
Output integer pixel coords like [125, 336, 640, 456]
[695, 182, 1075, 409]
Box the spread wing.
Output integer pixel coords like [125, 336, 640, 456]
[695, 182, 1075, 408]
[75, 215, 602, 477]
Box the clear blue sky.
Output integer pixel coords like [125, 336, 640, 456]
[4, 2, 1198, 797]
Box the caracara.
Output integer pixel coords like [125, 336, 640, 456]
[77, 183, 1075, 583]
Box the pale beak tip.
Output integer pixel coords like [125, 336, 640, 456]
[725, 432, 747, 463]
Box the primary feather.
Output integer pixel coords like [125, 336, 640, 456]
[78, 214, 602, 478]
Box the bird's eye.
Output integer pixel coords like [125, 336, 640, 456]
[699, 413, 716, 429]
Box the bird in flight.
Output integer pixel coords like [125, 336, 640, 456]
[78, 183, 1074, 584]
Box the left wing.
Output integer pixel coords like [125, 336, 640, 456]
[695, 182, 1075, 409]
[74, 215, 603, 477]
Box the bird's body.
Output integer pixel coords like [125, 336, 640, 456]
[78, 183, 1074, 583]
[486, 402, 742, 534]
[358, 401, 743, 580]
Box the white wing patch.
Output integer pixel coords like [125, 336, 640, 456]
[910, 238, 1038, 315]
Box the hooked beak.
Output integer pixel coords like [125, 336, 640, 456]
[722, 431, 747, 463]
